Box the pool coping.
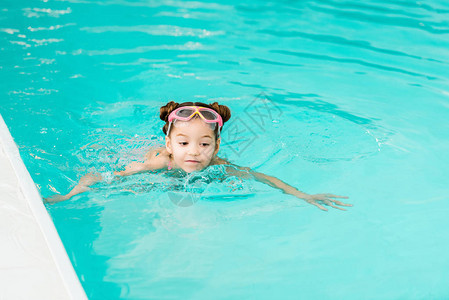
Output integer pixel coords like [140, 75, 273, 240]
[0, 114, 87, 299]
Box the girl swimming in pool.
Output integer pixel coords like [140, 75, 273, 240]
[45, 101, 351, 211]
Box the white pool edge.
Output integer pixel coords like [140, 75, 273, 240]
[0, 114, 87, 300]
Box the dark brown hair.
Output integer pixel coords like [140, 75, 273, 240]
[160, 101, 231, 139]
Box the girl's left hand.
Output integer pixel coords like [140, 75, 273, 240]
[302, 194, 352, 211]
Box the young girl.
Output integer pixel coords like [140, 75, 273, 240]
[45, 101, 351, 211]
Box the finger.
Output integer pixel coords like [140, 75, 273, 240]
[331, 200, 353, 207]
[310, 201, 328, 211]
[322, 199, 346, 210]
[324, 194, 349, 199]
[326, 202, 347, 211]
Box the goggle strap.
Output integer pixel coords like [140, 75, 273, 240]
[166, 121, 172, 136]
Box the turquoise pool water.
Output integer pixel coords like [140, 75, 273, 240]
[1, 0, 449, 298]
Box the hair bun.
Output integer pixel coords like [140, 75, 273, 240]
[160, 101, 179, 122]
[209, 102, 231, 123]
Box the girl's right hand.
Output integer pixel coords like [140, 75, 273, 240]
[44, 194, 70, 204]
[43, 173, 101, 204]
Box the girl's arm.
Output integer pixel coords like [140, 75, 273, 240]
[44, 148, 166, 203]
[219, 158, 351, 211]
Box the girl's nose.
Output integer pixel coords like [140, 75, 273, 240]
[188, 144, 200, 155]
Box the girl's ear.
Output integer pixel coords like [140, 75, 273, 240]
[213, 138, 220, 156]
[165, 136, 173, 155]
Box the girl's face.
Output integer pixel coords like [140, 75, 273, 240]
[165, 117, 220, 173]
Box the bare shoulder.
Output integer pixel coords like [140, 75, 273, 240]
[144, 146, 166, 160]
[212, 156, 231, 166]
[212, 156, 252, 172]
[144, 146, 170, 170]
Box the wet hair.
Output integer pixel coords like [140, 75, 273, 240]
[160, 101, 231, 140]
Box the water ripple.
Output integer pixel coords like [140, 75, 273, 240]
[259, 29, 444, 64]
[58, 0, 232, 10]
[27, 24, 75, 32]
[0, 28, 19, 35]
[81, 42, 207, 56]
[309, 3, 449, 34]
[81, 25, 225, 38]
[23, 7, 72, 18]
[29, 38, 63, 46]
[311, 0, 431, 18]
[271, 49, 438, 80]
[270, 91, 377, 126]
[249, 58, 303, 67]
[377, 0, 449, 14]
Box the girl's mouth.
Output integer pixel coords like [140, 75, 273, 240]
[186, 160, 199, 163]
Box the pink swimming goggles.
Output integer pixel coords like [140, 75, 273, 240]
[166, 105, 223, 137]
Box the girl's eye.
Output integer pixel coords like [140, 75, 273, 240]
[179, 142, 209, 146]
